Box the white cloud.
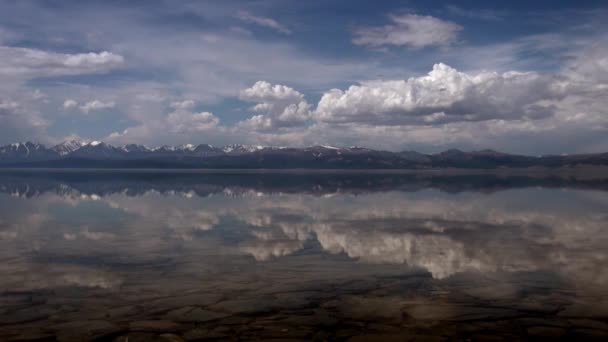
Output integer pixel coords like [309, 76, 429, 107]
[80, 100, 116, 113]
[238, 81, 311, 131]
[0, 46, 124, 144]
[221, 52, 607, 153]
[63, 99, 116, 113]
[0, 99, 49, 143]
[107, 99, 220, 144]
[58, 99, 115, 114]
[4, 1, 601, 154]
[236, 11, 291, 34]
[104, 54, 608, 154]
[0, 47, 124, 78]
[0, 99, 19, 111]
[166, 100, 219, 133]
[63, 99, 78, 110]
[564, 43, 608, 88]
[315, 63, 562, 126]
[170, 99, 196, 110]
[240, 81, 304, 104]
[167, 110, 219, 133]
[353, 14, 462, 49]
[63, 51, 124, 68]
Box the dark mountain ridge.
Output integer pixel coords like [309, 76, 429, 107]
[1, 141, 607, 169]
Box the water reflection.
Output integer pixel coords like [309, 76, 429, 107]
[0, 171, 607, 340]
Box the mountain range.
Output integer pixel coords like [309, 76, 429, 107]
[1, 140, 607, 169]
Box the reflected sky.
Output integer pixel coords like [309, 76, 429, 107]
[0, 172, 607, 340]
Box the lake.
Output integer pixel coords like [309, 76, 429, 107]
[0, 170, 607, 341]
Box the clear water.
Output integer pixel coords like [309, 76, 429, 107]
[0, 171, 607, 341]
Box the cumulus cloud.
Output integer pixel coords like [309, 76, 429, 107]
[104, 55, 608, 154]
[238, 81, 311, 131]
[315, 63, 562, 126]
[1, 1, 607, 154]
[165, 99, 219, 133]
[0, 47, 124, 78]
[353, 14, 462, 49]
[167, 111, 219, 133]
[107, 99, 220, 143]
[240, 81, 304, 104]
[236, 11, 291, 34]
[63, 99, 78, 110]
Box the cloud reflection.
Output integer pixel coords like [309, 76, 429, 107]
[0, 174, 606, 295]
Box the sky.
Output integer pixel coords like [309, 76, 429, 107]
[0, 0, 607, 154]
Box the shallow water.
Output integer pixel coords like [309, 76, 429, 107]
[0, 171, 607, 341]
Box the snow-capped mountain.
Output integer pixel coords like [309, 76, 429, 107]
[69, 141, 125, 158]
[1, 140, 607, 169]
[222, 144, 264, 154]
[0, 142, 59, 161]
[150, 143, 218, 155]
[151, 145, 177, 153]
[51, 140, 89, 156]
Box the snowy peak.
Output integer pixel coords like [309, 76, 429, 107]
[152, 145, 177, 152]
[320, 145, 339, 150]
[51, 140, 88, 156]
[3, 140, 606, 170]
[70, 141, 124, 158]
[0, 141, 57, 160]
[1, 141, 43, 153]
[81, 141, 110, 149]
[222, 144, 265, 154]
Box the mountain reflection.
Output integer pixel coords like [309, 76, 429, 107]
[0, 172, 607, 340]
[1, 170, 608, 198]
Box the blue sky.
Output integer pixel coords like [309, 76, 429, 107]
[0, 0, 607, 154]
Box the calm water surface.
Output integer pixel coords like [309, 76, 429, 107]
[0, 171, 607, 341]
